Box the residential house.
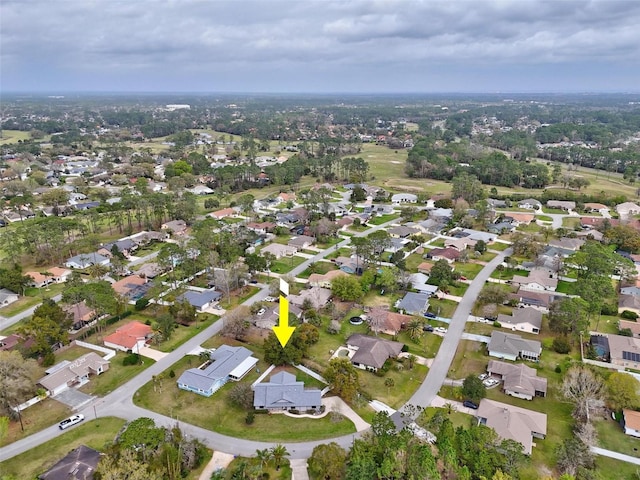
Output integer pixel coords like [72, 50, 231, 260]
[161, 219, 187, 236]
[616, 202, 640, 218]
[308, 269, 348, 288]
[487, 360, 547, 400]
[619, 294, 640, 316]
[409, 273, 439, 296]
[368, 307, 413, 336]
[25, 267, 72, 288]
[111, 275, 148, 300]
[547, 200, 576, 211]
[460, 229, 497, 243]
[427, 247, 460, 263]
[253, 371, 322, 412]
[488, 222, 516, 234]
[277, 192, 297, 204]
[607, 333, 640, 368]
[136, 262, 163, 279]
[65, 252, 110, 269]
[477, 399, 547, 455]
[209, 207, 237, 219]
[288, 235, 315, 249]
[38, 445, 101, 480]
[246, 222, 276, 234]
[0, 288, 19, 307]
[288, 287, 332, 310]
[336, 216, 355, 230]
[497, 307, 543, 334]
[396, 292, 430, 315]
[548, 237, 585, 251]
[103, 321, 153, 353]
[505, 213, 535, 226]
[177, 345, 257, 397]
[488, 331, 542, 362]
[388, 225, 419, 239]
[417, 262, 433, 274]
[346, 334, 404, 372]
[391, 193, 417, 204]
[103, 238, 138, 258]
[444, 237, 477, 251]
[334, 256, 365, 275]
[176, 289, 222, 312]
[261, 243, 297, 259]
[430, 208, 453, 221]
[584, 202, 609, 213]
[0, 333, 25, 351]
[623, 409, 640, 438]
[38, 352, 110, 396]
[62, 301, 96, 330]
[619, 319, 640, 338]
[517, 198, 542, 210]
[576, 229, 604, 241]
[487, 198, 507, 208]
[512, 268, 557, 292]
[189, 185, 214, 195]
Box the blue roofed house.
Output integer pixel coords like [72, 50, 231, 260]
[396, 292, 430, 315]
[253, 371, 322, 412]
[176, 289, 223, 312]
[177, 345, 258, 397]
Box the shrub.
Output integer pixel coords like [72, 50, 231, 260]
[122, 353, 140, 366]
[204, 198, 220, 209]
[245, 412, 255, 424]
[619, 328, 633, 337]
[621, 310, 639, 320]
[42, 350, 56, 367]
[169, 369, 175, 378]
[552, 337, 571, 354]
[134, 298, 149, 311]
[492, 321, 502, 328]
[601, 303, 618, 316]
[555, 365, 562, 374]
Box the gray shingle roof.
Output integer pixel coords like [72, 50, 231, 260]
[488, 331, 542, 359]
[396, 292, 429, 314]
[347, 334, 404, 369]
[177, 345, 255, 392]
[253, 371, 322, 410]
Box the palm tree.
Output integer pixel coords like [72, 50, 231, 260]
[406, 320, 424, 342]
[270, 444, 289, 471]
[198, 350, 211, 365]
[255, 448, 271, 469]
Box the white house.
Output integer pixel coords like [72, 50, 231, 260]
[0, 288, 19, 307]
[497, 307, 543, 334]
[392, 193, 418, 204]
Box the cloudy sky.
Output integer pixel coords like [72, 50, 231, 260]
[2, 0, 639, 93]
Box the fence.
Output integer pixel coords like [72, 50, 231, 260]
[75, 340, 116, 360]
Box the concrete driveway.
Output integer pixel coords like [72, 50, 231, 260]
[53, 388, 94, 411]
[138, 346, 168, 361]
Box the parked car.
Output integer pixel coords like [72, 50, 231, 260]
[459, 276, 468, 281]
[423, 325, 434, 332]
[463, 400, 479, 409]
[257, 308, 266, 316]
[478, 373, 489, 380]
[264, 296, 277, 303]
[59, 414, 84, 430]
[435, 327, 448, 334]
[424, 312, 437, 319]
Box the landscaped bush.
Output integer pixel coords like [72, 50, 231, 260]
[621, 310, 639, 320]
[601, 303, 618, 316]
[122, 353, 140, 366]
[552, 337, 571, 354]
[245, 412, 255, 425]
[135, 298, 149, 310]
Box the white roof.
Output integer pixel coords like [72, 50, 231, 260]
[229, 356, 259, 378]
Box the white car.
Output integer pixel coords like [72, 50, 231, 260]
[264, 296, 276, 303]
[257, 307, 266, 316]
[59, 414, 84, 430]
[435, 327, 448, 334]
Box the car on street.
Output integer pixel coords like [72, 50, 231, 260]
[59, 414, 84, 430]
[463, 400, 478, 409]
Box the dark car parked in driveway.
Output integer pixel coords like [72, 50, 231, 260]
[424, 312, 437, 319]
[463, 400, 478, 409]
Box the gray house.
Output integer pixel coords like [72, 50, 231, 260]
[177, 345, 257, 397]
[65, 252, 110, 269]
[396, 292, 430, 315]
[488, 331, 542, 362]
[253, 371, 322, 412]
[346, 334, 404, 372]
[176, 289, 222, 312]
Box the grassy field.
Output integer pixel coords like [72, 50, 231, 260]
[297, 261, 338, 279]
[0, 283, 66, 319]
[269, 255, 307, 274]
[0, 417, 126, 479]
[368, 213, 400, 225]
[427, 298, 459, 319]
[80, 352, 155, 396]
[595, 416, 640, 458]
[0, 129, 31, 145]
[2, 397, 71, 447]
[454, 262, 484, 280]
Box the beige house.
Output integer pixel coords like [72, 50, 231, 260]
[607, 333, 640, 368]
[308, 269, 347, 288]
[619, 294, 640, 316]
[261, 243, 297, 259]
[512, 268, 557, 292]
[38, 352, 110, 396]
[477, 399, 547, 455]
[497, 307, 543, 334]
[487, 360, 547, 400]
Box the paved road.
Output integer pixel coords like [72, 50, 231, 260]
[0, 294, 62, 331]
[403, 247, 513, 413]
[0, 219, 400, 462]
[590, 446, 640, 465]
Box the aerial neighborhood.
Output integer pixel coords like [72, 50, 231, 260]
[2, 94, 640, 480]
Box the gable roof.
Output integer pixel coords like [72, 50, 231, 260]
[512, 268, 558, 289]
[428, 247, 460, 261]
[619, 319, 640, 337]
[619, 294, 640, 311]
[177, 289, 222, 308]
[38, 352, 109, 392]
[347, 334, 404, 369]
[177, 345, 257, 392]
[488, 331, 542, 358]
[103, 321, 152, 349]
[112, 275, 146, 295]
[624, 409, 640, 431]
[368, 308, 412, 335]
[39, 445, 101, 480]
[477, 399, 547, 454]
[487, 360, 547, 397]
[253, 371, 322, 410]
[288, 287, 332, 309]
[396, 292, 429, 314]
[497, 307, 543, 330]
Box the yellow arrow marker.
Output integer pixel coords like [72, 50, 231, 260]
[273, 279, 295, 348]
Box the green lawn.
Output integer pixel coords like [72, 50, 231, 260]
[133, 355, 356, 442]
[562, 217, 581, 229]
[0, 283, 66, 318]
[0, 417, 127, 479]
[152, 314, 219, 353]
[1, 398, 71, 447]
[427, 298, 458, 319]
[556, 280, 578, 295]
[536, 214, 553, 221]
[448, 340, 489, 380]
[595, 417, 640, 458]
[476, 251, 498, 262]
[490, 267, 528, 280]
[270, 255, 307, 274]
[454, 262, 484, 280]
[368, 214, 400, 225]
[445, 282, 468, 297]
[297, 261, 338, 279]
[489, 241, 511, 251]
[224, 456, 292, 480]
[79, 352, 155, 396]
[0, 129, 31, 145]
[405, 253, 427, 272]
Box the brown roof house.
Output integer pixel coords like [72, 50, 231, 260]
[619, 319, 640, 338]
[103, 321, 153, 353]
[62, 301, 96, 330]
[38, 445, 101, 480]
[427, 247, 460, 264]
[38, 352, 109, 396]
[346, 334, 404, 372]
[606, 333, 640, 369]
[623, 409, 640, 438]
[288, 235, 315, 249]
[510, 288, 558, 312]
[487, 360, 547, 400]
[477, 399, 547, 454]
[547, 200, 575, 211]
[288, 286, 332, 310]
[308, 269, 348, 288]
[497, 307, 543, 334]
[367, 307, 413, 336]
[512, 268, 557, 292]
[261, 243, 297, 259]
[161, 219, 187, 236]
[619, 294, 640, 316]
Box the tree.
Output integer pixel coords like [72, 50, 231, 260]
[168, 299, 196, 325]
[308, 442, 347, 480]
[244, 253, 267, 275]
[270, 444, 289, 470]
[0, 351, 39, 429]
[548, 297, 589, 338]
[154, 313, 176, 342]
[606, 372, 640, 411]
[476, 284, 508, 307]
[18, 299, 72, 358]
[556, 437, 594, 477]
[375, 267, 399, 293]
[221, 305, 251, 340]
[228, 383, 254, 410]
[428, 259, 455, 288]
[474, 240, 487, 254]
[95, 449, 163, 480]
[452, 172, 485, 204]
[255, 448, 272, 469]
[562, 366, 605, 422]
[324, 357, 360, 402]
[406, 320, 424, 342]
[462, 374, 486, 403]
[331, 275, 363, 301]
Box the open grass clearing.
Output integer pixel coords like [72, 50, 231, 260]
[0, 129, 31, 144]
[595, 416, 640, 458]
[489, 241, 511, 251]
[368, 213, 400, 225]
[454, 262, 484, 280]
[556, 280, 578, 294]
[0, 417, 127, 479]
[133, 355, 356, 442]
[427, 298, 458, 319]
[1, 398, 71, 447]
[269, 255, 307, 274]
[448, 340, 489, 380]
[79, 351, 155, 396]
[445, 282, 468, 297]
[297, 261, 338, 279]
